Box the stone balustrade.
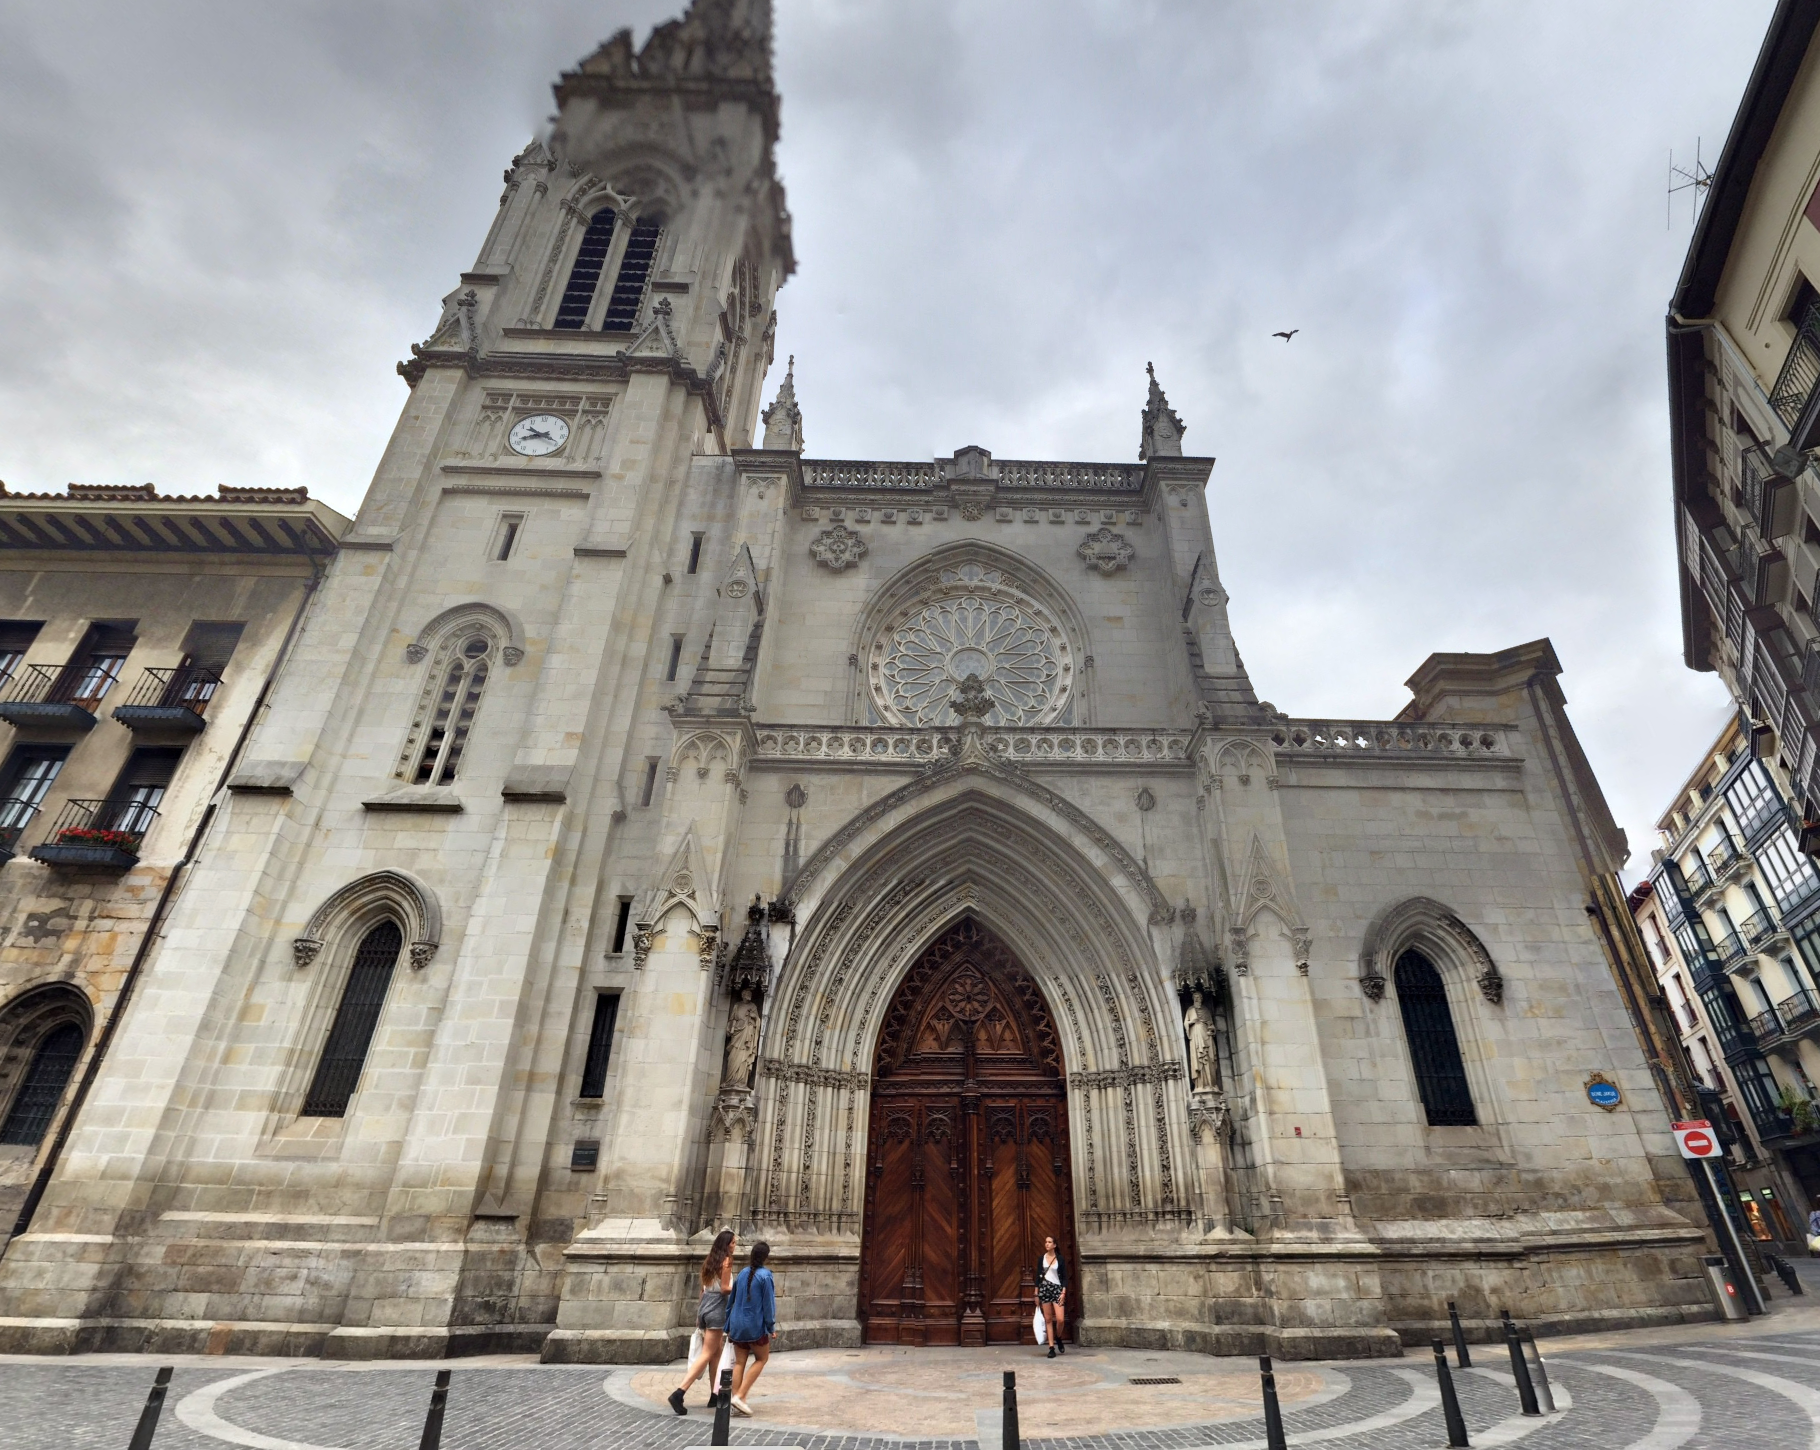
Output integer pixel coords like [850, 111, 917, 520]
[1267, 720, 1513, 757]
[753, 726, 1195, 765]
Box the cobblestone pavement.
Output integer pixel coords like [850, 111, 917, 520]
[12, 1310, 1820, 1450]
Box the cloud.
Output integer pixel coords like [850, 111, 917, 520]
[0, 0, 1768, 863]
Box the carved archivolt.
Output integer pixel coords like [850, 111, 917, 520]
[789, 756, 1174, 928]
[751, 788, 1188, 1232]
[1358, 896, 1505, 1006]
[293, 869, 443, 972]
[404, 601, 526, 667]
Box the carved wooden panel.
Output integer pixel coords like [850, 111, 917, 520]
[859, 917, 1080, 1346]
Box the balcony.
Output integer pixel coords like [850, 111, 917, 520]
[1748, 1004, 1785, 1042]
[1709, 837, 1747, 882]
[112, 666, 221, 734]
[1742, 907, 1788, 952]
[1771, 300, 1820, 454]
[1739, 441, 1801, 541]
[1687, 858, 1720, 902]
[1717, 933, 1753, 971]
[29, 798, 158, 869]
[0, 800, 41, 864]
[0, 664, 113, 731]
[1774, 989, 1820, 1042]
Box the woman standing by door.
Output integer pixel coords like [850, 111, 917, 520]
[670, 1228, 736, 1414]
[1037, 1233, 1066, 1358]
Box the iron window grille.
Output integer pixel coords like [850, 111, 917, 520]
[0, 1022, 84, 1146]
[302, 920, 404, 1117]
[1393, 949, 1477, 1127]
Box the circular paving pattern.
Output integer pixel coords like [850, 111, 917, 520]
[627, 1346, 1332, 1437]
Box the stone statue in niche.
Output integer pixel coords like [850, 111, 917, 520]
[1183, 987, 1220, 1093]
[723, 988, 762, 1088]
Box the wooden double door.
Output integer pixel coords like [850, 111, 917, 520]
[859, 918, 1080, 1346]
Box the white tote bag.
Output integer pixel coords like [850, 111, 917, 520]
[1032, 1307, 1046, 1345]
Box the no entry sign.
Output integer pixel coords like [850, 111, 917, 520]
[1673, 1120, 1722, 1159]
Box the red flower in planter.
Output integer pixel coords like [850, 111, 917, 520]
[55, 826, 140, 851]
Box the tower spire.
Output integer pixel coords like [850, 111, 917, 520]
[1140, 361, 1185, 461]
[761, 355, 804, 451]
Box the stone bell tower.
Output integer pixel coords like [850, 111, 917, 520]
[0, 0, 798, 1360]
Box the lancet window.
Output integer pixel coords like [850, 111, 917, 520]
[0, 1023, 83, 1146]
[1394, 948, 1477, 1126]
[551, 204, 665, 333]
[301, 920, 403, 1118]
[397, 630, 496, 786]
[554, 209, 617, 329]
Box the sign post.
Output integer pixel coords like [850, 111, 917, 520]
[1675, 1119, 1766, 1316]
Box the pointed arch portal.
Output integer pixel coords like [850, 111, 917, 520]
[859, 917, 1080, 1346]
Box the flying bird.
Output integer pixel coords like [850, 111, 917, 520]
[1272, 329, 1299, 341]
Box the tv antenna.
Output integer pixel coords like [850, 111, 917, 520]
[1669, 139, 1714, 230]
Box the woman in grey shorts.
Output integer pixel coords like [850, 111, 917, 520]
[670, 1228, 736, 1415]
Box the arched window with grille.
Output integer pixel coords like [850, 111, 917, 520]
[553, 208, 617, 329]
[302, 920, 404, 1118]
[397, 631, 495, 786]
[0, 1021, 84, 1146]
[1394, 948, 1477, 1126]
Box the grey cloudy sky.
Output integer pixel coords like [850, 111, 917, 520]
[0, 1, 1777, 866]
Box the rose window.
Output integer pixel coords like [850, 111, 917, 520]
[871, 576, 1071, 727]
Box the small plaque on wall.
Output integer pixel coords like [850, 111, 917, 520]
[1585, 1072, 1622, 1112]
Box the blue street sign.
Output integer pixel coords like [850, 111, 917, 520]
[1587, 1079, 1622, 1110]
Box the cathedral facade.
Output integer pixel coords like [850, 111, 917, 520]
[0, 0, 1713, 1360]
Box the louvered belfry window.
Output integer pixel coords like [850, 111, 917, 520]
[400, 634, 493, 786]
[302, 921, 404, 1118]
[1394, 949, 1477, 1126]
[0, 1022, 84, 1146]
[554, 208, 618, 329]
[601, 219, 663, 331]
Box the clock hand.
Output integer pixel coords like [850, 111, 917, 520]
[524, 426, 552, 442]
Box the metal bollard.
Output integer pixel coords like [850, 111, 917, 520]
[1448, 1299, 1472, 1368]
[126, 1367, 174, 1450]
[711, 1368, 734, 1446]
[1002, 1369, 1020, 1450]
[1500, 1310, 1540, 1417]
[1432, 1341, 1470, 1447]
[1258, 1355, 1287, 1450]
[417, 1369, 451, 1450]
[1519, 1329, 1555, 1415]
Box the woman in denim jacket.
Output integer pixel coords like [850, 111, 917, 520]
[725, 1240, 778, 1417]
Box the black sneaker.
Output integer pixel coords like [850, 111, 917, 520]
[668, 1388, 687, 1416]
[707, 1392, 719, 1410]
[1057, 1341, 1065, 1355]
[1047, 1346, 1056, 1359]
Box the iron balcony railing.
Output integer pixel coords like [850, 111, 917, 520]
[0, 798, 41, 858]
[1687, 855, 1719, 899]
[1771, 300, 1820, 452]
[38, 798, 158, 855]
[1775, 988, 1820, 1038]
[1709, 837, 1743, 878]
[112, 665, 222, 732]
[1716, 933, 1752, 970]
[0, 660, 120, 712]
[1741, 906, 1785, 950]
[1749, 1005, 1784, 1042]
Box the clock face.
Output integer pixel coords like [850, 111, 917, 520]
[508, 413, 570, 457]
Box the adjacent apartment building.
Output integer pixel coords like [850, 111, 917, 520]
[1633, 715, 1820, 1254]
[1670, 0, 1820, 850]
[0, 483, 347, 1232]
